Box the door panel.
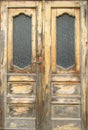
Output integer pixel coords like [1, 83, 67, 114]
[51, 83, 80, 96]
[52, 120, 81, 130]
[1, 1, 42, 130]
[7, 7, 37, 130]
[51, 7, 80, 128]
[7, 9, 36, 130]
[8, 82, 35, 95]
[51, 8, 80, 73]
[44, 1, 87, 130]
[8, 8, 36, 73]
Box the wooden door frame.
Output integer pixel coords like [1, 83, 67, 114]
[0, 0, 88, 130]
[0, 1, 43, 130]
[43, 1, 87, 130]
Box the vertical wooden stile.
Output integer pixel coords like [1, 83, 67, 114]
[81, 5, 87, 130]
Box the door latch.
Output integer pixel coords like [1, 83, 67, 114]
[32, 56, 42, 72]
[38, 56, 42, 73]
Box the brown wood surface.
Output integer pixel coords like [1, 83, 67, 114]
[0, 0, 87, 130]
[0, 1, 41, 130]
[50, 1, 87, 130]
[51, 8, 80, 74]
[8, 8, 36, 73]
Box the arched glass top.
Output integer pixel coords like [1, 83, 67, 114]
[13, 14, 32, 68]
[56, 14, 75, 69]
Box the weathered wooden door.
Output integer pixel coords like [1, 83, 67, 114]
[0, 1, 87, 130]
[44, 1, 87, 130]
[1, 1, 43, 130]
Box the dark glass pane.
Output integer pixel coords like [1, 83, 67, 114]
[13, 14, 32, 68]
[56, 14, 75, 69]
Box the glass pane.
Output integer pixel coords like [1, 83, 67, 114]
[13, 14, 32, 68]
[56, 14, 75, 69]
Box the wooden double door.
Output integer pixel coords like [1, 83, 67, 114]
[0, 1, 87, 130]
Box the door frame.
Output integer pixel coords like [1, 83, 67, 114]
[43, 1, 87, 130]
[1, 1, 43, 130]
[0, 1, 87, 130]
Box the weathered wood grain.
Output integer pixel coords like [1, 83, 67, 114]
[51, 97, 80, 104]
[52, 84, 80, 96]
[51, 9, 56, 73]
[0, 1, 87, 130]
[8, 75, 36, 82]
[42, 1, 51, 130]
[51, 105, 80, 118]
[0, 97, 4, 129]
[8, 8, 36, 73]
[7, 97, 35, 104]
[8, 82, 35, 95]
[7, 104, 35, 117]
[36, 2, 43, 130]
[0, 31, 4, 71]
[75, 9, 80, 72]
[51, 74, 80, 82]
[51, 1, 87, 7]
[5, 118, 35, 130]
[56, 9, 75, 16]
[0, 15, 5, 130]
[51, 8, 80, 73]
[80, 5, 87, 130]
[51, 120, 81, 130]
[1, 1, 43, 130]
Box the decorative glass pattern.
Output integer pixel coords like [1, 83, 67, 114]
[13, 14, 32, 68]
[56, 14, 75, 69]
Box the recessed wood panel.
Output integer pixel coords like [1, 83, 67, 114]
[51, 75, 80, 82]
[52, 84, 80, 96]
[8, 75, 36, 82]
[51, 105, 80, 118]
[51, 120, 81, 130]
[7, 104, 35, 117]
[5, 118, 35, 130]
[8, 82, 35, 95]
